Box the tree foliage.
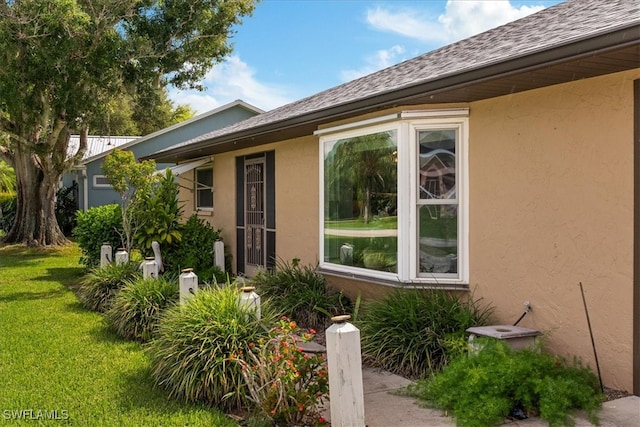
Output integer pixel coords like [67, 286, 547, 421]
[102, 149, 157, 252]
[0, 0, 257, 245]
[90, 88, 196, 136]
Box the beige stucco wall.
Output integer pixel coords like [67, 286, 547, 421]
[177, 135, 320, 269]
[469, 69, 639, 391]
[177, 68, 638, 391]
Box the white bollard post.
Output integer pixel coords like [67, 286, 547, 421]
[326, 315, 365, 427]
[115, 248, 129, 265]
[142, 257, 158, 279]
[179, 268, 198, 305]
[100, 243, 112, 268]
[213, 240, 225, 273]
[239, 286, 261, 320]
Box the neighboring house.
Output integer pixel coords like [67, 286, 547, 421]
[146, 0, 640, 393]
[62, 100, 263, 211]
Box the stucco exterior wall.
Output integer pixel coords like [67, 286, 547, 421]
[175, 69, 638, 391]
[178, 135, 320, 271]
[469, 69, 639, 391]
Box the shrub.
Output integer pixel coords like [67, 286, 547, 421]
[410, 340, 604, 427]
[77, 262, 141, 312]
[73, 204, 123, 267]
[251, 258, 352, 330]
[55, 183, 78, 236]
[236, 317, 329, 426]
[171, 215, 226, 282]
[357, 289, 492, 378]
[132, 169, 182, 257]
[105, 276, 179, 342]
[0, 193, 16, 234]
[147, 284, 275, 412]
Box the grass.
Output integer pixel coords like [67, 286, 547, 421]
[0, 244, 236, 426]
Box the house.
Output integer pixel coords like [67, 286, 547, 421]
[62, 100, 263, 211]
[146, 0, 640, 394]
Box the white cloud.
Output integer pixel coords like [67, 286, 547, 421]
[340, 45, 407, 81]
[169, 55, 295, 114]
[367, 1, 545, 44]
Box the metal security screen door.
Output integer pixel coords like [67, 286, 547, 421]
[244, 158, 266, 275]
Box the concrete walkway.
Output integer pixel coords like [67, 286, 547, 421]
[322, 367, 640, 427]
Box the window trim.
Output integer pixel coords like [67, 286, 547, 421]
[319, 110, 469, 286]
[93, 175, 111, 188]
[195, 166, 214, 211]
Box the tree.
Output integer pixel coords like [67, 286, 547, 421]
[0, 0, 256, 245]
[102, 149, 156, 253]
[90, 88, 196, 136]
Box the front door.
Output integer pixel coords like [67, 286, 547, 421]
[236, 152, 275, 276]
[244, 157, 266, 276]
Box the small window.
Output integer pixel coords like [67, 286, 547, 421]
[196, 167, 214, 209]
[93, 175, 111, 188]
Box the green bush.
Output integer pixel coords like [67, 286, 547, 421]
[147, 284, 275, 412]
[357, 289, 492, 378]
[105, 276, 179, 342]
[73, 204, 123, 267]
[236, 317, 329, 426]
[55, 183, 78, 236]
[410, 340, 604, 427]
[171, 215, 226, 283]
[0, 193, 16, 234]
[251, 258, 352, 330]
[133, 169, 182, 257]
[77, 262, 141, 312]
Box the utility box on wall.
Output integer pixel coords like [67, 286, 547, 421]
[467, 325, 542, 353]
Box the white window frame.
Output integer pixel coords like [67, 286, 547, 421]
[318, 109, 469, 286]
[93, 175, 111, 188]
[195, 166, 214, 210]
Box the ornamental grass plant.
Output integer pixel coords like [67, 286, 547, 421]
[147, 284, 276, 412]
[357, 288, 493, 378]
[77, 261, 141, 312]
[251, 258, 351, 330]
[105, 276, 179, 342]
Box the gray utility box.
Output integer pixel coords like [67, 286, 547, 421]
[466, 325, 542, 353]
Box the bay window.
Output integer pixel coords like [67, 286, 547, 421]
[319, 110, 468, 286]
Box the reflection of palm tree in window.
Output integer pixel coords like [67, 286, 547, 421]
[325, 131, 397, 224]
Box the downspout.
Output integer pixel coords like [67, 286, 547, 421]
[633, 79, 639, 396]
[81, 166, 88, 211]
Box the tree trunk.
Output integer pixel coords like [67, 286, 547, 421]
[2, 144, 67, 246]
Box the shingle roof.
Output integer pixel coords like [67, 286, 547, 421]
[151, 0, 640, 162]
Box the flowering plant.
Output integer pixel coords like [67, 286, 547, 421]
[235, 317, 329, 426]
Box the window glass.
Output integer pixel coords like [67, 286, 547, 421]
[196, 168, 213, 209]
[323, 130, 398, 273]
[417, 129, 458, 276]
[419, 130, 456, 200]
[93, 175, 111, 188]
[418, 205, 458, 274]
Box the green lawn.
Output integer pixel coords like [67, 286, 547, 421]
[0, 244, 236, 426]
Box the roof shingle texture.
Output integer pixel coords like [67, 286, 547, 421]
[168, 0, 639, 150]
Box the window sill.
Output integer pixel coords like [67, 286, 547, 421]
[318, 267, 469, 291]
[196, 209, 214, 216]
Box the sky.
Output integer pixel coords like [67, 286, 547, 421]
[168, 0, 563, 114]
